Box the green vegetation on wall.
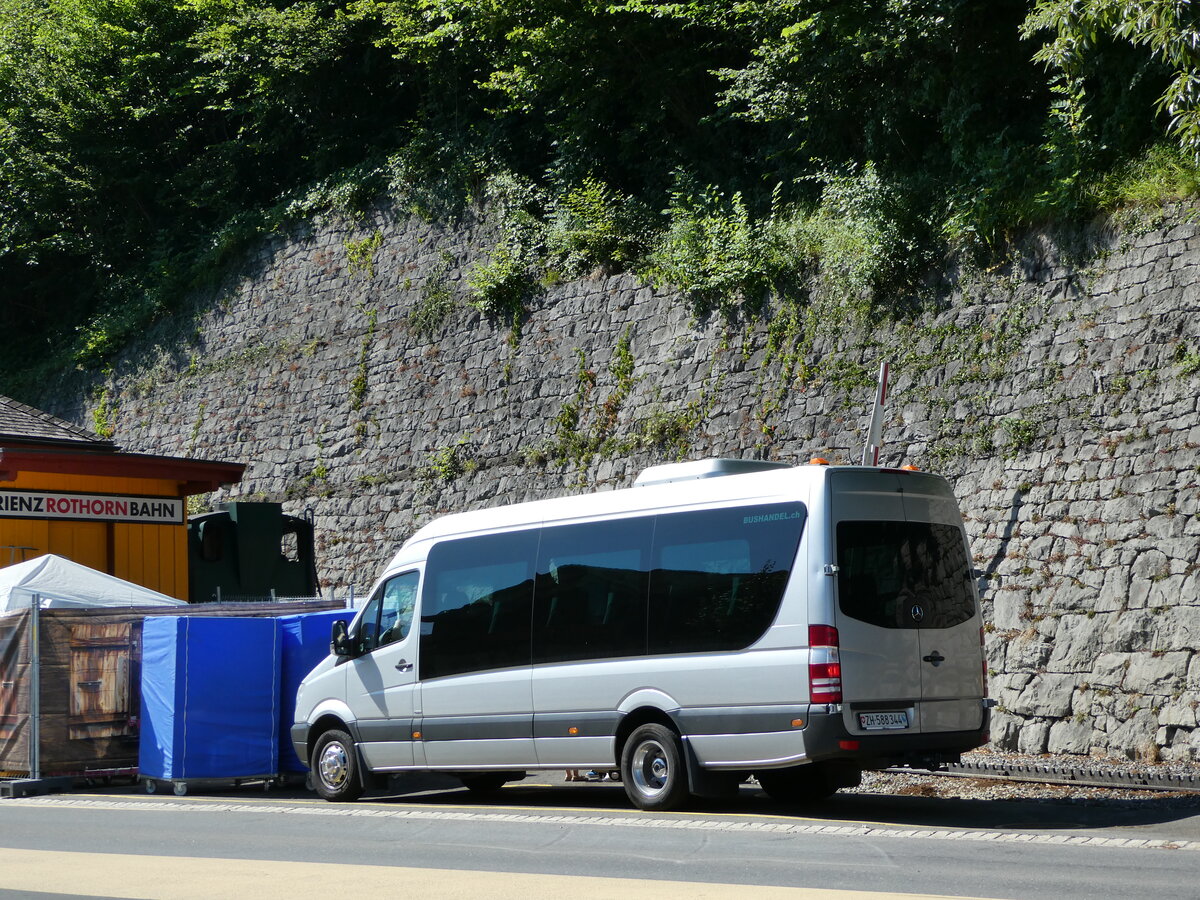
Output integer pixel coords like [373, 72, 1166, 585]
[3, 0, 1200, 397]
[345, 231, 384, 278]
[350, 304, 378, 410]
[408, 251, 459, 337]
[528, 326, 722, 471]
[90, 378, 117, 439]
[422, 435, 476, 485]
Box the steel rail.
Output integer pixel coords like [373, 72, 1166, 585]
[886, 761, 1200, 793]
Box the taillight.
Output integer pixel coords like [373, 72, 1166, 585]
[809, 624, 842, 704]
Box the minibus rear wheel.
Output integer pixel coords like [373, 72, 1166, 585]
[311, 728, 364, 802]
[621, 723, 689, 811]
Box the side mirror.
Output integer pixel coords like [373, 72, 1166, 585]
[330, 619, 351, 658]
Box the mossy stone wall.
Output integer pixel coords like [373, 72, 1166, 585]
[42, 202, 1200, 763]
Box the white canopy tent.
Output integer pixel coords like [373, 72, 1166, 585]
[0, 554, 186, 611]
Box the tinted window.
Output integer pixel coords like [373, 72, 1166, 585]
[420, 530, 538, 678]
[648, 503, 805, 654]
[837, 521, 976, 630]
[533, 517, 652, 664]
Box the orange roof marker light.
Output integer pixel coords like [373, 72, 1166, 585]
[901, 464, 920, 471]
[809, 457, 830, 466]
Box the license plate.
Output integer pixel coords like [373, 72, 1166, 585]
[858, 711, 909, 730]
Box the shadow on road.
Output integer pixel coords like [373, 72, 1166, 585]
[59, 770, 1200, 838]
[366, 773, 1200, 834]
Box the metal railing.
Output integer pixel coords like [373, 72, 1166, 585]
[205, 587, 356, 606]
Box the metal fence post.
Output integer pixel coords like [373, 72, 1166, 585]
[29, 592, 40, 781]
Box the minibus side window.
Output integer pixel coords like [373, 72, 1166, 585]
[377, 572, 418, 648]
[356, 571, 419, 654]
[420, 530, 538, 679]
[648, 502, 805, 654]
[532, 517, 652, 664]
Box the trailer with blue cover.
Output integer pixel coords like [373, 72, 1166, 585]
[278, 608, 352, 776]
[139, 616, 282, 795]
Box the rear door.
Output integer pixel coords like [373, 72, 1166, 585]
[831, 470, 983, 735]
[902, 481, 985, 731]
[829, 471, 923, 724]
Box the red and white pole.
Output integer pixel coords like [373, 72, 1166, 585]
[861, 361, 889, 467]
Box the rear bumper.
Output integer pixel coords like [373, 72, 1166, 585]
[802, 703, 990, 769]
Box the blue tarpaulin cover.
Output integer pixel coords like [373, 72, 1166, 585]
[277, 608, 350, 772]
[139, 616, 282, 781]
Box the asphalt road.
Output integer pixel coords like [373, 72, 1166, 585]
[1, 775, 1198, 899]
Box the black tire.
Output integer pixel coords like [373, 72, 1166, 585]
[311, 728, 364, 802]
[620, 723, 690, 811]
[757, 763, 853, 804]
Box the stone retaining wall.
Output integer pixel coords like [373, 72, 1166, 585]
[41, 202, 1200, 763]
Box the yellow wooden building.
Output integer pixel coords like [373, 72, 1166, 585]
[0, 395, 244, 599]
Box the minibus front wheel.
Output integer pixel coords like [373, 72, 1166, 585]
[621, 723, 689, 811]
[311, 728, 364, 802]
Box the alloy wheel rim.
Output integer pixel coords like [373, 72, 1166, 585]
[319, 741, 349, 790]
[631, 739, 669, 798]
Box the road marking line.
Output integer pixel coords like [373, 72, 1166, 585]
[7, 796, 1198, 852]
[0, 847, 993, 900]
[100, 785, 845, 825]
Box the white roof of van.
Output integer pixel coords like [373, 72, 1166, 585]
[404, 462, 825, 548]
[633, 458, 792, 486]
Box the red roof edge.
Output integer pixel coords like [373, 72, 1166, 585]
[0, 449, 246, 496]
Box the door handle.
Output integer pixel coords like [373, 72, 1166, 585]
[395, 659, 413, 672]
[922, 652, 945, 667]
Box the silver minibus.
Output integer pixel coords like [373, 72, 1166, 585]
[292, 458, 990, 810]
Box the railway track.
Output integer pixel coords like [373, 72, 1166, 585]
[891, 760, 1200, 793]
